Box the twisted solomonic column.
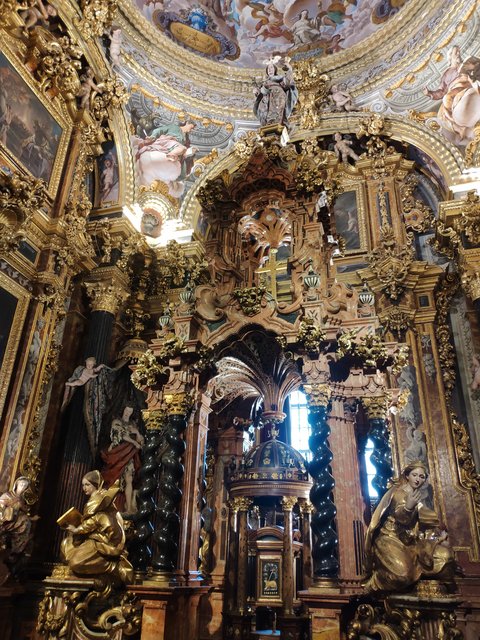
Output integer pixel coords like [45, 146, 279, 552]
[129, 409, 167, 574]
[152, 392, 193, 578]
[303, 383, 339, 579]
[361, 394, 393, 500]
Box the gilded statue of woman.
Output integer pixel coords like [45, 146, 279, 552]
[60, 470, 133, 584]
[364, 461, 458, 593]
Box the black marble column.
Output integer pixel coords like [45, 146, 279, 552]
[474, 298, 480, 328]
[305, 386, 339, 579]
[152, 412, 188, 575]
[128, 412, 166, 574]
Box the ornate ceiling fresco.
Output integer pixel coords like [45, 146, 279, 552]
[94, 0, 480, 243]
[131, 0, 410, 67]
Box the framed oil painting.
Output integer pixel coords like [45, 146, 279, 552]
[0, 273, 31, 419]
[333, 185, 367, 253]
[0, 48, 69, 195]
[257, 555, 282, 604]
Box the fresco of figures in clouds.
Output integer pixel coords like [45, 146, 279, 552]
[129, 90, 234, 202]
[420, 47, 480, 150]
[133, 0, 408, 67]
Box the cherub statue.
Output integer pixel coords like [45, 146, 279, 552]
[109, 27, 122, 69]
[330, 85, 354, 112]
[19, 0, 57, 33]
[77, 68, 104, 111]
[334, 133, 359, 164]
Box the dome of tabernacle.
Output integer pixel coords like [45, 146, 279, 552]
[229, 438, 311, 499]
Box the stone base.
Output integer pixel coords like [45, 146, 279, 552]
[130, 581, 210, 640]
[298, 586, 353, 640]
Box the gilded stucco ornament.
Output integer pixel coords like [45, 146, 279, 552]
[400, 174, 434, 233]
[455, 190, 480, 245]
[293, 60, 329, 130]
[296, 318, 327, 355]
[26, 31, 82, 100]
[461, 268, 480, 302]
[295, 139, 340, 200]
[367, 225, 415, 301]
[233, 286, 267, 316]
[347, 602, 421, 640]
[0, 172, 48, 222]
[131, 349, 166, 390]
[76, 0, 118, 40]
[379, 306, 416, 339]
[162, 391, 194, 416]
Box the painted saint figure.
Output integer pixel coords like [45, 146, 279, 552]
[134, 120, 197, 196]
[364, 461, 458, 593]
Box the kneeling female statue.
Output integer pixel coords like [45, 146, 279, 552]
[364, 461, 458, 593]
[59, 470, 133, 584]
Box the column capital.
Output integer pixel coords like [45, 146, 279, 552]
[461, 266, 480, 301]
[361, 393, 391, 420]
[141, 408, 169, 431]
[299, 500, 314, 514]
[230, 497, 253, 512]
[281, 496, 298, 511]
[84, 266, 130, 314]
[162, 391, 195, 416]
[303, 383, 331, 408]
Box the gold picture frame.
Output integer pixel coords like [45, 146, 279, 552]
[257, 554, 283, 605]
[0, 271, 31, 419]
[0, 43, 71, 198]
[333, 182, 368, 255]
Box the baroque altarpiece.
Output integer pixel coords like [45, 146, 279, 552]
[1, 0, 480, 639]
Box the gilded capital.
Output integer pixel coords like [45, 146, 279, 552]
[461, 267, 480, 302]
[230, 497, 253, 512]
[361, 394, 391, 420]
[281, 496, 298, 511]
[84, 278, 129, 314]
[142, 409, 168, 432]
[162, 392, 194, 416]
[300, 501, 314, 514]
[303, 383, 331, 408]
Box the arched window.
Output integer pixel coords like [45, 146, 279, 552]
[288, 389, 312, 461]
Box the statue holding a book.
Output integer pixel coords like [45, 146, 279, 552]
[57, 470, 133, 584]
